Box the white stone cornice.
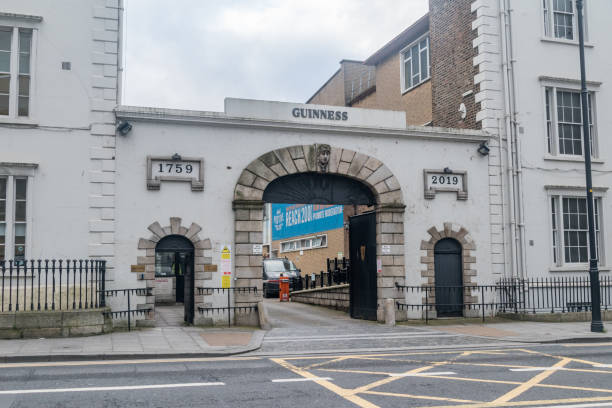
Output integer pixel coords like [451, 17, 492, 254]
[115, 105, 490, 144]
[0, 12, 43, 22]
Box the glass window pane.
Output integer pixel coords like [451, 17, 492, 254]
[0, 51, 10, 72]
[404, 59, 411, 89]
[420, 49, 428, 80]
[15, 179, 26, 200]
[0, 203, 4, 222]
[0, 224, 5, 236]
[0, 94, 8, 116]
[411, 45, 420, 77]
[14, 223, 25, 237]
[19, 54, 29, 75]
[14, 243, 25, 259]
[0, 29, 11, 52]
[15, 201, 25, 222]
[0, 178, 5, 198]
[0, 74, 9, 93]
[18, 96, 28, 117]
[18, 75, 29, 96]
[18, 30, 31, 54]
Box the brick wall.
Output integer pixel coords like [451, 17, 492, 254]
[308, 69, 345, 106]
[271, 227, 344, 276]
[429, 0, 480, 129]
[354, 55, 433, 126]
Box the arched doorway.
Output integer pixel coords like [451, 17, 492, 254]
[155, 235, 195, 324]
[434, 238, 463, 317]
[233, 144, 406, 323]
[264, 171, 378, 320]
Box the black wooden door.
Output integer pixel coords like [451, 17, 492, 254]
[183, 252, 194, 324]
[349, 212, 377, 320]
[434, 238, 463, 317]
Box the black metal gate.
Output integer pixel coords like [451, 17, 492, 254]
[348, 212, 377, 320]
[434, 238, 463, 317]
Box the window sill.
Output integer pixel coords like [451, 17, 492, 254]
[549, 266, 610, 273]
[543, 154, 604, 164]
[541, 37, 594, 47]
[401, 77, 431, 95]
[0, 117, 38, 126]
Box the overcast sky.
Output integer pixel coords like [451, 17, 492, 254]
[122, 0, 428, 112]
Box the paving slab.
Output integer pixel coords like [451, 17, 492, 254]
[427, 320, 612, 343]
[0, 326, 265, 362]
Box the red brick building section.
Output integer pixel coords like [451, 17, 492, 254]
[429, 0, 480, 129]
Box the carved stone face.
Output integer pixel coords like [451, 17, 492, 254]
[317, 144, 331, 172]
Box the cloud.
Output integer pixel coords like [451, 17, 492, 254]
[123, 0, 428, 112]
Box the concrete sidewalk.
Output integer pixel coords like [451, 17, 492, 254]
[427, 320, 612, 343]
[0, 326, 265, 362]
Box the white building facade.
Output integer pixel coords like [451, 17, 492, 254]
[472, 0, 612, 280]
[3, 0, 607, 326]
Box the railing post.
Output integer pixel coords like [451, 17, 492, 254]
[100, 260, 106, 307]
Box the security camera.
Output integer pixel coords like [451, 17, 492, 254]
[117, 120, 133, 136]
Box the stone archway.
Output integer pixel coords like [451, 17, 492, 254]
[420, 223, 477, 318]
[233, 144, 406, 323]
[135, 217, 213, 326]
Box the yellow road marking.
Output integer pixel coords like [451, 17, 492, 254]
[460, 351, 508, 357]
[412, 373, 612, 395]
[305, 356, 350, 370]
[348, 362, 446, 395]
[413, 395, 612, 408]
[318, 368, 392, 376]
[361, 390, 479, 403]
[518, 348, 609, 370]
[0, 356, 261, 369]
[271, 358, 380, 408]
[280, 348, 520, 361]
[493, 358, 571, 403]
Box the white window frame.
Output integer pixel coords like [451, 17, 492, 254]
[541, 0, 589, 43]
[0, 15, 39, 123]
[0, 163, 36, 262]
[280, 234, 327, 254]
[542, 82, 599, 159]
[548, 187, 606, 270]
[399, 33, 430, 94]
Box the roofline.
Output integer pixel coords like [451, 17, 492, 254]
[115, 105, 490, 144]
[306, 66, 342, 104]
[364, 13, 429, 65]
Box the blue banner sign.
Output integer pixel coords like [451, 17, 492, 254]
[272, 204, 344, 240]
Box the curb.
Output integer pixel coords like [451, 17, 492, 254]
[0, 330, 266, 363]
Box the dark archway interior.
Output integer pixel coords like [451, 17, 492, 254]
[263, 172, 376, 205]
[156, 235, 195, 251]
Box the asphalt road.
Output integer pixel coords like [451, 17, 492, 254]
[0, 343, 611, 408]
[258, 300, 501, 355]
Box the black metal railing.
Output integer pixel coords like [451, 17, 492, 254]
[395, 276, 612, 323]
[1, 259, 106, 312]
[297, 257, 350, 291]
[197, 286, 258, 327]
[101, 287, 152, 331]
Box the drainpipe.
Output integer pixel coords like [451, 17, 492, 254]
[498, 0, 519, 279]
[497, 117, 512, 278]
[117, 0, 124, 105]
[505, 0, 528, 279]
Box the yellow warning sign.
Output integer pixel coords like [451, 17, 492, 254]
[221, 246, 231, 260]
[222, 275, 231, 289]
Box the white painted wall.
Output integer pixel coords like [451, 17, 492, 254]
[495, 0, 612, 277]
[114, 103, 492, 320]
[1, 0, 105, 260]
